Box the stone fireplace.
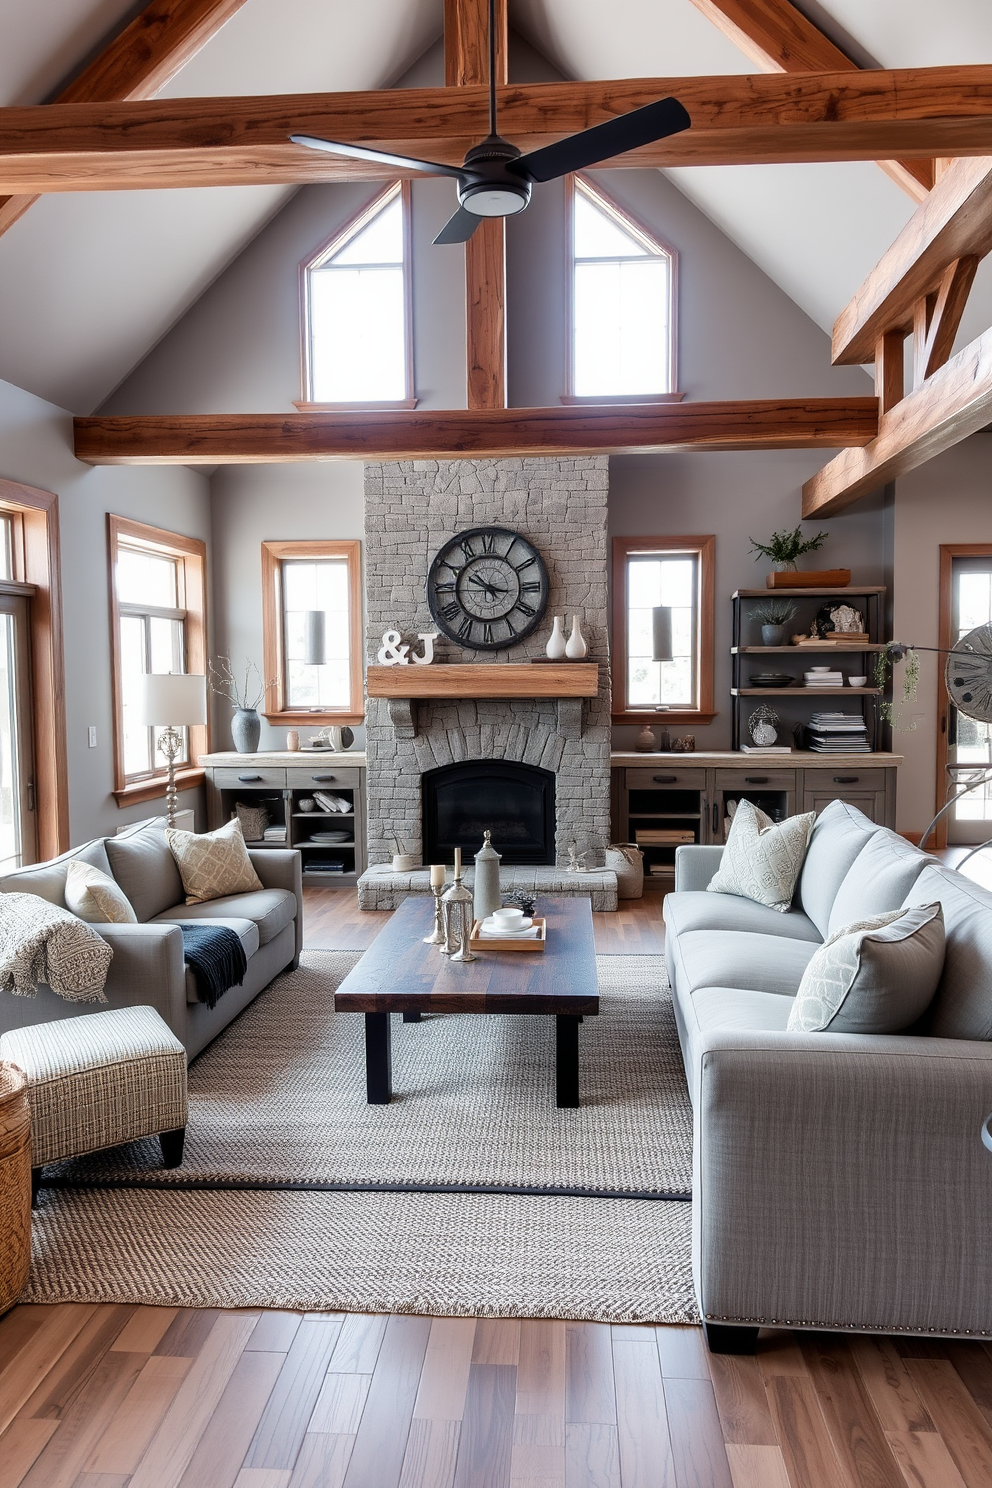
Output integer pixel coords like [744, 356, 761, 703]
[359, 457, 613, 905]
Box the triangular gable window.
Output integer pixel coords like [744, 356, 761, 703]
[302, 183, 411, 406]
[570, 177, 676, 398]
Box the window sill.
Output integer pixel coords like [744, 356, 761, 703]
[263, 711, 365, 727]
[612, 711, 717, 726]
[561, 392, 685, 405]
[113, 767, 205, 808]
[293, 399, 418, 412]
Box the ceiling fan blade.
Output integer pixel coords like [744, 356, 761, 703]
[433, 206, 482, 245]
[290, 135, 461, 179]
[511, 97, 691, 184]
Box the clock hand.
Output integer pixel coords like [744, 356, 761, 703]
[468, 574, 508, 599]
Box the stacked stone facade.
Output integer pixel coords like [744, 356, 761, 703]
[363, 457, 611, 866]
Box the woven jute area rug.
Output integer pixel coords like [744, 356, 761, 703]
[26, 952, 697, 1323]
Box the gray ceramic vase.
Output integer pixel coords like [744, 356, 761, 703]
[232, 707, 261, 754]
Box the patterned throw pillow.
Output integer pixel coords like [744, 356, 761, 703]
[788, 902, 945, 1034]
[166, 819, 263, 906]
[706, 799, 815, 913]
[64, 860, 137, 925]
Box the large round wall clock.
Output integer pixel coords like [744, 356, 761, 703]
[426, 526, 549, 650]
[945, 624, 992, 724]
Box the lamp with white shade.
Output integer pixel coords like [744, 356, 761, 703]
[132, 673, 207, 828]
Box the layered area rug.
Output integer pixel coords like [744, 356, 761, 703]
[26, 951, 697, 1322]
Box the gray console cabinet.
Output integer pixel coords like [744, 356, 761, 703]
[201, 751, 367, 884]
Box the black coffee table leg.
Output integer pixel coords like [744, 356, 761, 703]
[365, 1012, 393, 1104]
[556, 1015, 580, 1108]
[403, 1011, 422, 1023]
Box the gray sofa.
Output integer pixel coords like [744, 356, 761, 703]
[0, 818, 302, 1059]
[666, 799, 992, 1353]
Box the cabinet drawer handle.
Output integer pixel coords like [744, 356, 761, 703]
[652, 775, 677, 783]
[833, 776, 859, 784]
[713, 801, 720, 834]
[237, 774, 263, 782]
[744, 776, 769, 784]
[311, 774, 337, 782]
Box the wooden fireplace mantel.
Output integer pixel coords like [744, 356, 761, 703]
[366, 662, 600, 740]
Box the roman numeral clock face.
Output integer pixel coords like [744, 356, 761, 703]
[426, 527, 549, 650]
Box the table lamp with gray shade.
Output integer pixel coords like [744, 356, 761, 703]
[132, 672, 207, 829]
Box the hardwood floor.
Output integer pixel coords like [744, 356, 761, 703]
[2, 886, 991, 1486]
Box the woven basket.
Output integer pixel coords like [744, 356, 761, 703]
[0, 1062, 32, 1314]
[606, 843, 644, 900]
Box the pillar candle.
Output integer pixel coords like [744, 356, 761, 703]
[453, 847, 462, 876]
[430, 863, 445, 888]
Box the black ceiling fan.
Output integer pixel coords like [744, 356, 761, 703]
[290, 0, 690, 245]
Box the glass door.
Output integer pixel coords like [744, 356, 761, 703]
[0, 592, 37, 871]
[947, 555, 992, 845]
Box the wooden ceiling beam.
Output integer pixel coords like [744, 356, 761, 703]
[803, 326, 992, 517]
[687, 0, 932, 199]
[832, 155, 992, 366]
[0, 0, 249, 238]
[1, 69, 991, 194]
[72, 401, 879, 465]
[445, 0, 508, 411]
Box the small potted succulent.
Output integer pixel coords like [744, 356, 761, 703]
[750, 599, 798, 647]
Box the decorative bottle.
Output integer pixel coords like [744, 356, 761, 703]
[565, 616, 587, 659]
[545, 616, 566, 659]
[473, 830, 502, 924]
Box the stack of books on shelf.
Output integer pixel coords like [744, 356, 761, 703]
[648, 863, 677, 877]
[305, 856, 348, 873]
[806, 713, 871, 753]
[634, 828, 696, 846]
[804, 669, 844, 687]
[262, 824, 287, 842]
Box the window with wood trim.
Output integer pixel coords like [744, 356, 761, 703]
[566, 176, 678, 402]
[299, 182, 414, 409]
[611, 536, 715, 724]
[0, 479, 68, 860]
[261, 540, 364, 726]
[108, 517, 207, 805]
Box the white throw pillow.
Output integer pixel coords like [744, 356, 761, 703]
[788, 902, 945, 1034]
[707, 799, 815, 913]
[64, 859, 137, 924]
[166, 818, 263, 906]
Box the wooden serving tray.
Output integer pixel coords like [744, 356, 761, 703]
[469, 918, 547, 952]
[766, 568, 851, 589]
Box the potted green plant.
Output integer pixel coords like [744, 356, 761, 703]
[750, 599, 798, 647]
[749, 525, 830, 573]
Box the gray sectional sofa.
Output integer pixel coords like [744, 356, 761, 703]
[0, 818, 302, 1058]
[667, 799, 992, 1352]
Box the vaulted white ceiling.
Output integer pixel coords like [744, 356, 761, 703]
[0, 0, 990, 412]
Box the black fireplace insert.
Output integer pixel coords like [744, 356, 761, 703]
[422, 760, 555, 866]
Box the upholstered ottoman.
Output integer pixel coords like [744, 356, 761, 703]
[0, 1005, 187, 1193]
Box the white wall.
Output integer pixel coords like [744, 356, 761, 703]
[893, 437, 992, 836]
[0, 375, 211, 844]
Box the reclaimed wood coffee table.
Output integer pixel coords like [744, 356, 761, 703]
[334, 895, 599, 1107]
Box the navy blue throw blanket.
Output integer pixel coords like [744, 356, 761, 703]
[177, 924, 247, 1010]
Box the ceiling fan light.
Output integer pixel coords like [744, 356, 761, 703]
[461, 183, 530, 218]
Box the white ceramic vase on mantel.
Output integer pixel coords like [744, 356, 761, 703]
[545, 616, 567, 659]
[565, 616, 587, 659]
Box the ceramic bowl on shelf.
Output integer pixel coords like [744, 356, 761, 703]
[848, 675, 868, 687]
[298, 798, 315, 812]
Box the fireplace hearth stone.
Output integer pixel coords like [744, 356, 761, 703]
[357, 865, 618, 912]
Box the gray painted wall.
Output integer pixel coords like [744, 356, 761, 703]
[0, 374, 211, 843]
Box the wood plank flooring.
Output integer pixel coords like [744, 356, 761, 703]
[1, 886, 990, 1486]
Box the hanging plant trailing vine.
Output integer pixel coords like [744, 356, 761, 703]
[873, 643, 920, 730]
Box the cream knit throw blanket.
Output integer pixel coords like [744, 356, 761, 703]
[0, 892, 112, 1001]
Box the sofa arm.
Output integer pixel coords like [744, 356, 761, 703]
[97, 923, 187, 1041]
[248, 849, 303, 961]
[674, 845, 724, 892]
[694, 1027, 992, 1336]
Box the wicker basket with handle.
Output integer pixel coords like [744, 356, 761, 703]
[606, 843, 644, 900]
[0, 1061, 32, 1314]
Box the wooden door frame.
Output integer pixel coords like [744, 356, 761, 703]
[935, 542, 992, 849]
[0, 479, 68, 858]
